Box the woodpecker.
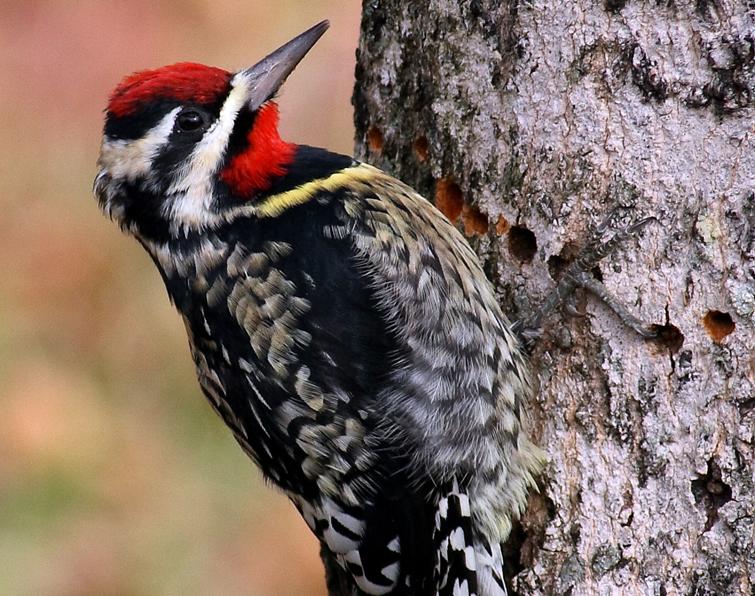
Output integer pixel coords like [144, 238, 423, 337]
[95, 21, 543, 596]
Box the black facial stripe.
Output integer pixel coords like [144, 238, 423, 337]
[103, 86, 230, 141]
[225, 106, 257, 158]
[104, 99, 182, 140]
[150, 106, 214, 188]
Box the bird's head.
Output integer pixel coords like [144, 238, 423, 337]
[94, 20, 329, 242]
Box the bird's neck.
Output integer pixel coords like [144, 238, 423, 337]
[219, 102, 297, 198]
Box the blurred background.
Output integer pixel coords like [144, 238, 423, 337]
[0, 2, 360, 594]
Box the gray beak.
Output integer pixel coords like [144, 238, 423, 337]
[239, 20, 329, 112]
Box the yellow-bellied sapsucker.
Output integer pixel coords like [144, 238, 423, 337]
[94, 21, 544, 596]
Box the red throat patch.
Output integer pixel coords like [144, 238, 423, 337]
[108, 62, 232, 117]
[219, 102, 296, 198]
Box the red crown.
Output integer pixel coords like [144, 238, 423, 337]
[108, 62, 231, 117]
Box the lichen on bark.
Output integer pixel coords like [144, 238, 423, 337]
[353, 1, 754, 594]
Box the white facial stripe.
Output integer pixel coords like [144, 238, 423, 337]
[165, 80, 251, 233]
[98, 107, 181, 183]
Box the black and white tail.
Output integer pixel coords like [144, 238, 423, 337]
[433, 478, 507, 596]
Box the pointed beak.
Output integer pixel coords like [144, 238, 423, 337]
[236, 20, 329, 112]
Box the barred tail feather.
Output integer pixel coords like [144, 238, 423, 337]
[474, 540, 507, 596]
[432, 478, 508, 596]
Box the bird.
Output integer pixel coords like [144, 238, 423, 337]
[94, 20, 544, 596]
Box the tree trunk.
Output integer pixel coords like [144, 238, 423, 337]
[351, 1, 754, 594]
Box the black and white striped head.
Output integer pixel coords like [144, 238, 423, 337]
[94, 21, 329, 242]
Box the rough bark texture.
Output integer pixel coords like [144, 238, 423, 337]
[352, 1, 754, 595]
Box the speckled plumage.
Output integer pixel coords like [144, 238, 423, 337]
[94, 22, 543, 596]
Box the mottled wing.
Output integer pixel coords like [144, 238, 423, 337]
[330, 167, 535, 508]
[176, 200, 432, 594]
[326, 166, 539, 594]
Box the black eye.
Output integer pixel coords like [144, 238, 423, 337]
[176, 109, 206, 132]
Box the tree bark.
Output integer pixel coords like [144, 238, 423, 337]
[351, 1, 754, 595]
